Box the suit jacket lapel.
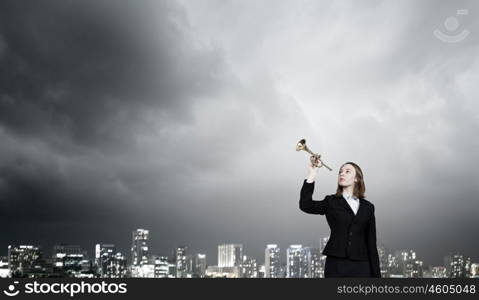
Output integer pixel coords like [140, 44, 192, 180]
[335, 194, 355, 215]
[338, 194, 362, 216]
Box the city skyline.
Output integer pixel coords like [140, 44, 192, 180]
[3, 237, 471, 269]
[2, 227, 477, 279]
[1, 0, 478, 270]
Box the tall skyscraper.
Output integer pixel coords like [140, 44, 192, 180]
[191, 254, 207, 278]
[8, 245, 48, 277]
[265, 244, 281, 278]
[392, 250, 423, 278]
[175, 246, 187, 278]
[150, 255, 169, 278]
[218, 244, 243, 267]
[131, 229, 149, 266]
[95, 244, 126, 278]
[240, 255, 258, 278]
[110, 252, 127, 278]
[286, 245, 308, 278]
[305, 247, 321, 278]
[444, 254, 471, 278]
[95, 244, 115, 272]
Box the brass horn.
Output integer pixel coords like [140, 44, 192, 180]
[296, 139, 332, 171]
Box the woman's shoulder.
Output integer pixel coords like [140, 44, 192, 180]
[325, 194, 339, 200]
[360, 198, 375, 210]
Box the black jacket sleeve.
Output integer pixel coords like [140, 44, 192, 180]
[299, 179, 328, 215]
[367, 204, 381, 277]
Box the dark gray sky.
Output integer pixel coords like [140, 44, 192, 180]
[1, 0, 478, 267]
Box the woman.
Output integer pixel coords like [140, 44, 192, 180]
[299, 156, 381, 278]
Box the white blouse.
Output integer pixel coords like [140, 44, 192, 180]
[343, 193, 359, 215]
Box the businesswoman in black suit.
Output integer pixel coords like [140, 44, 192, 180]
[299, 157, 381, 278]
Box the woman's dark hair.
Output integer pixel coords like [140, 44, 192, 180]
[335, 162, 366, 199]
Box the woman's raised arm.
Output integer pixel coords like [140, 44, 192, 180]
[299, 180, 329, 215]
[299, 156, 328, 215]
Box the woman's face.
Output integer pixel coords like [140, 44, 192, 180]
[338, 164, 357, 188]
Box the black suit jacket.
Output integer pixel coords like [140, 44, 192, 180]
[299, 179, 381, 278]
